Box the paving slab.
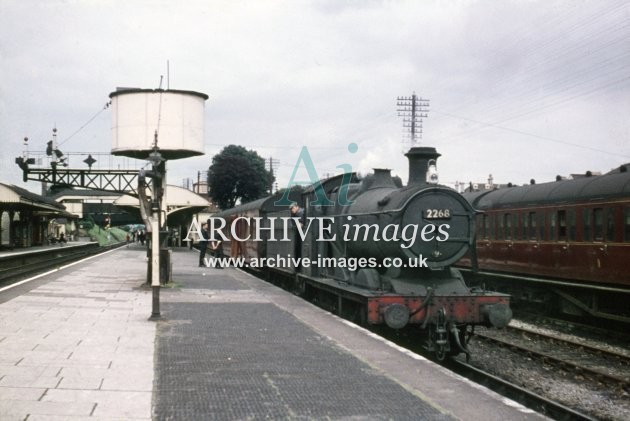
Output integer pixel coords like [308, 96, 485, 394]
[0, 248, 154, 421]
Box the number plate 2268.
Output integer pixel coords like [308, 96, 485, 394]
[424, 209, 451, 219]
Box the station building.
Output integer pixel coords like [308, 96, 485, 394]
[0, 183, 75, 249]
[1, 182, 215, 250]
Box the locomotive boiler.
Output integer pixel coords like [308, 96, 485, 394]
[216, 146, 512, 359]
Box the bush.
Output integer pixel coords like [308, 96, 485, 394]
[86, 226, 127, 246]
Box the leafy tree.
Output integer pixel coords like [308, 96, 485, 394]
[274, 184, 305, 199]
[208, 145, 273, 209]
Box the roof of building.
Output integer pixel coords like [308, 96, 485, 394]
[51, 188, 122, 199]
[0, 183, 66, 212]
[114, 185, 212, 215]
[0, 183, 78, 218]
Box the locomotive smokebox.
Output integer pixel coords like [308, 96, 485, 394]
[405, 147, 441, 186]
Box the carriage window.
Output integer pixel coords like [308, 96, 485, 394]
[568, 209, 576, 241]
[480, 213, 490, 238]
[593, 208, 603, 241]
[625, 207, 630, 242]
[250, 218, 257, 239]
[514, 213, 519, 240]
[550, 212, 556, 241]
[539, 213, 545, 240]
[557, 210, 567, 240]
[504, 213, 512, 240]
[474, 214, 481, 237]
[497, 214, 504, 240]
[476, 215, 482, 237]
[583, 209, 591, 241]
[485, 214, 490, 239]
[528, 212, 537, 240]
[606, 207, 615, 242]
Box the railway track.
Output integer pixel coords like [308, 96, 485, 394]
[0, 242, 124, 288]
[453, 318, 630, 420]
[473, 324, 630, 392]
[372, 324, 600, 420]
[444, 358, 597, 421]
[516, 311, 630, 347]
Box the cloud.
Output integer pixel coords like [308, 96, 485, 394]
[1, 0, 629, 193]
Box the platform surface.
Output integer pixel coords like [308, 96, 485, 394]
[0, 245, 546, 420]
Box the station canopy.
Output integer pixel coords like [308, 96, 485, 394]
[0, 183, 74, 217]
[114, 184, 211, 216]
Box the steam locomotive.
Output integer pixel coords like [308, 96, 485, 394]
[214, 147, 512, 359]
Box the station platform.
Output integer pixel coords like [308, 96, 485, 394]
[0, 245, 545, 420]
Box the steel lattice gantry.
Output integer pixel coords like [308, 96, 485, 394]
[18, 166, 145, 196]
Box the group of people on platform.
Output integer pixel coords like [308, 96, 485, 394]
[129, 230, 147, 245]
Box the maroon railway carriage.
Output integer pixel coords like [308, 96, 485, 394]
[460, 166, 630, 323]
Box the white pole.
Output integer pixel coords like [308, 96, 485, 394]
[151, 214, 160, 287]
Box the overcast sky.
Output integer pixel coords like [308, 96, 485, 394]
[2, 0, 630, 196]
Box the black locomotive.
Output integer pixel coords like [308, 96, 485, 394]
[214, 147, 512, 359]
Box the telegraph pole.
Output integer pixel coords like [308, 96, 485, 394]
[266, 157, 280, 194]
[397, 93, 430, 146]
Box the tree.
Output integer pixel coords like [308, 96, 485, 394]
[208, 145, 273, 209]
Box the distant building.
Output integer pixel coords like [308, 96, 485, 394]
[193, 180, 208, 195]
[459, 174, 509, 193]
[570, 171, 602, 179]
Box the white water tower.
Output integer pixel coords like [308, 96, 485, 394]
[109, 88, 208, 159]
[108, 87, 209, 315]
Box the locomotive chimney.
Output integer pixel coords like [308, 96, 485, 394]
[405, 147, 441, 186]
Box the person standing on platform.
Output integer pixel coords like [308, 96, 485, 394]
[198, 222, 209, 267]
[290, 202, 305, 227]
[290, 202, 305, 269]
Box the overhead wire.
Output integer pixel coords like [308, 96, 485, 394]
[429, 1, 630, 125]
[422, 2, 630, 162]
[463, 30, 630, 123]
[56, 101, 111, 148]
[432, 96, 630, 160]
